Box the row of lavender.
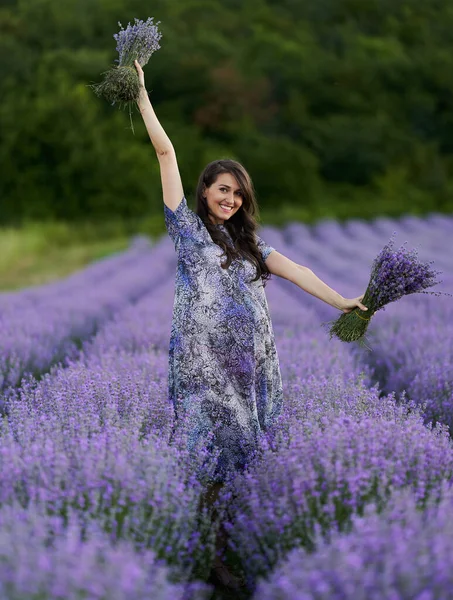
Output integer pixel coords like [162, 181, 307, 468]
[234, 214, 453, 595]
[0, 236, 174, 390]
[2, 278, 213, 598]
[0, 212, 451, 598]
[276, 213, 453, 431]
[0, 237, 215, 597]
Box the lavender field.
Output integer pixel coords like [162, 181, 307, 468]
[0, 213, 452, 599]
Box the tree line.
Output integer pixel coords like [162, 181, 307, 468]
[1, 0, 453, 224]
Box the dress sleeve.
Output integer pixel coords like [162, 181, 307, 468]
[164, 196, 211, 251]
[255, 233, 275, 261]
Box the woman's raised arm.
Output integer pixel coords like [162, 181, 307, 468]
[135, 60, 184, 212]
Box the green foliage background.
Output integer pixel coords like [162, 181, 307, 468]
[2, 0, 453, 225]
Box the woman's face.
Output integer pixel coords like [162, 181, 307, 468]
[203, 172, 244, 225]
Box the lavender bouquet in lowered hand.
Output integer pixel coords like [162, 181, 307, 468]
[329, 236, 444, 343]
[90, 18, 162, 109]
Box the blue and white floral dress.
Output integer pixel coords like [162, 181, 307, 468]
[164, 196, 283, 482]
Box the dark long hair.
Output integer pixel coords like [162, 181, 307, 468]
[195, 159, 271, 286]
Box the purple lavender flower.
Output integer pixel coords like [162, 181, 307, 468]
[224, 414, 453, 586]
[367, 239, 441, 305]
[356, 294, 453, 431]
[90, 18, 162, 130]
[114, 18, 162, 68]
[253, 484, 453, 600]
[0, 243, 168, 391]
[0, 410, 217, 579]
[329, 235, 446, 343]
[0, 502, 211, 600]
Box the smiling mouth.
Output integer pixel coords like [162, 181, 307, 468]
[220, 204, 233, 212]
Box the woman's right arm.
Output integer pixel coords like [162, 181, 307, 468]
[135, 60, 184, 213]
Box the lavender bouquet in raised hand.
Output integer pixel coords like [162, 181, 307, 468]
[90, 17, 161, 113]
[329, 236, 444, 343]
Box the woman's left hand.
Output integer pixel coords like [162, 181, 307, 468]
[134, 60, 146, 89]
[341, 295, 368, 314]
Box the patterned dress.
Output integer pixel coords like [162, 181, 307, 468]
[164, 196, 283, 482]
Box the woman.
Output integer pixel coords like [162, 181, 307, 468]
[134, 60, 368, 589]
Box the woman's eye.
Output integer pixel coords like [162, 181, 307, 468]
[219, 187, 242, 197]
